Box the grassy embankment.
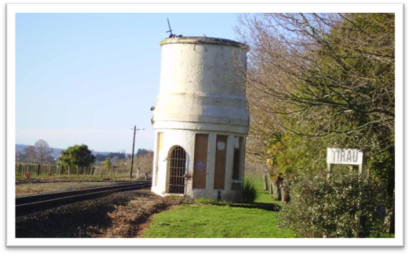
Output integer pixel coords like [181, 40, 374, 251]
[142, 173, 294, 238]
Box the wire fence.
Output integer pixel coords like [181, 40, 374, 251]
[15, 163, 146, 179]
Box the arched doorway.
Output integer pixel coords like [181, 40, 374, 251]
[168, 146, 187, 194]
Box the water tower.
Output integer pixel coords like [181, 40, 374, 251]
[151, 36, 249, 201]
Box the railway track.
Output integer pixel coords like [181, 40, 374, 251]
[16, 181, 152, 216]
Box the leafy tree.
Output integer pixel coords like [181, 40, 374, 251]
[238, 13, 395, 232]
[58, 144, 95, 167]
[238, 12, 394, 162]
[136, 148, 151, 156]
[104, 157, 112, 169]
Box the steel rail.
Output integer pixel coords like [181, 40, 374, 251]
[16, 181, 151, 216]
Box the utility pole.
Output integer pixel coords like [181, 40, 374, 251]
[130, 125, 144, 179]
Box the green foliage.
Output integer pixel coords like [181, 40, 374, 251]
[241, 180, 258, 203]
[256, 13, 395, 214]
[104, 157, 111, 169]
[58, 144, 95, 167]
[266, 132, 328, 179]
[279, 171, 386, 238]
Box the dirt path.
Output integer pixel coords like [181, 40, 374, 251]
[91, 194, 181, 238]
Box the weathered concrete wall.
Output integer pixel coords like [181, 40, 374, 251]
[151, 37, 249, 201]
[153, 37, 249, 133]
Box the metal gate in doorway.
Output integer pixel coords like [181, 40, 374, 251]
[168, 146, 186, 194]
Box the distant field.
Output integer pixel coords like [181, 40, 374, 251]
[15, 174, 142, 183]
[15, 182, 119, 197]
[15, 163, 146, 182]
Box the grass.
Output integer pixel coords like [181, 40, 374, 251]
[142, 204, 294, 238]
[244, 173, 283, 206]
[142, 172, 294, 238]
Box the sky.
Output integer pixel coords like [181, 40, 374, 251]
[15, 13, 240, 153]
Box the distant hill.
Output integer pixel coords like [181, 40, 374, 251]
[16, 144, 63, 158]
[15, 144, 131, 159]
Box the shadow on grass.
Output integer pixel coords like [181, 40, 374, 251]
[202, 202, 281, 212]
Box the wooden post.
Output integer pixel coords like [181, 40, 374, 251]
[359, 150, 366, 179]
[326, 163, 333, 179]
[130, 125, 136, 178]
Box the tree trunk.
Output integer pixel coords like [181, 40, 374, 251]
[263, 174, 268, 191]
[272, 181, 281, 201]
[281, 185, 290, 204]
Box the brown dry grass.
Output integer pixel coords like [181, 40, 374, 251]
[91, 194, 181, 238]
[15, 182, 117, 197]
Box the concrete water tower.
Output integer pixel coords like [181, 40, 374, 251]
[151, 36, 249, 201]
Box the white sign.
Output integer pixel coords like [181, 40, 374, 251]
[327, 148, 363, 165]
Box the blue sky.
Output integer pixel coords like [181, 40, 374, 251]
[15, 13, 240, 153]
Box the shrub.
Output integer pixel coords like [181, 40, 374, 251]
[241, 180, 258, 203]
[278, 171, 386, 238]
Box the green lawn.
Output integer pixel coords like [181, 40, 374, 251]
[142, 204, 294, 238]
[244, 173, 283, 206]
[142, 172, 294, 238]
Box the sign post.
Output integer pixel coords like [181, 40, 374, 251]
[326, 148, 366, 237]
[326, 148, 365, 178]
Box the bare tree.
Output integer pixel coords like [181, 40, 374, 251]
[34, 139, 54, 164]
[236, 13, 395, 233]
[237, 13, 394, 156]
[23, 146, 37, 163]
